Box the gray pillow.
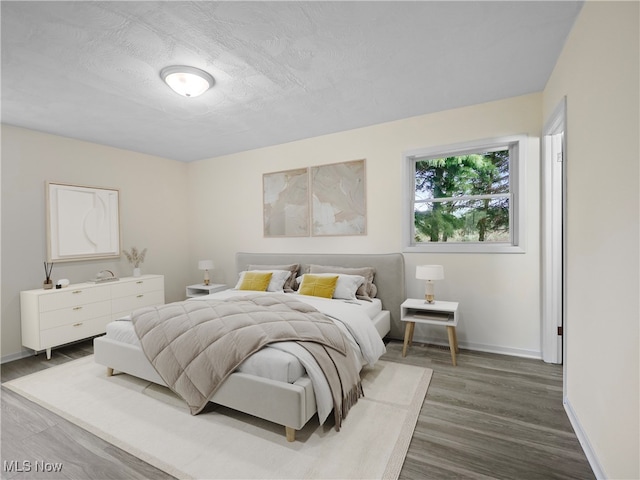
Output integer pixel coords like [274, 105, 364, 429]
[307, 264, 376, 300]
[247, 263, 300, 292]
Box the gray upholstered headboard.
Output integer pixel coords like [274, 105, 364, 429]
[236, 252, 405, 339]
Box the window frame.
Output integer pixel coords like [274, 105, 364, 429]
[403, 135, 527, 254]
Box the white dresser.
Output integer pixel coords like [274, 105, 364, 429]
[20, 274, 164, 359]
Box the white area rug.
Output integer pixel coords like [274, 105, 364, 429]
[5, 356, 432, 480]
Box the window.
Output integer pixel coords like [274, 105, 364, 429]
[403, 135, 526, 253]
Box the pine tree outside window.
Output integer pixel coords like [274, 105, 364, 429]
[403, 136, 526, 253]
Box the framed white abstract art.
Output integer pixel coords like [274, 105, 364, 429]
[46, 182, 121, 262]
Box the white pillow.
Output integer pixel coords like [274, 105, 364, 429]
[235, 270, 291, 292]
[296, 273, 365, 300]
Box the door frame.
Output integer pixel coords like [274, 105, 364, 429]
[541, 97, 567, 365]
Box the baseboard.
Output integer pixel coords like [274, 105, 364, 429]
[1, 349, 33, 365]
[564, 397, 605, 479]
[409, 334, 541, 360]
[462, 340, 540, 359]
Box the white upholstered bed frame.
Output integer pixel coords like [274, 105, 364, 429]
[94, 252, 405, 441]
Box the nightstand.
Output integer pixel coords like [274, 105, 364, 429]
[401, 299, 459, 366]
[186, 283, 228, 299]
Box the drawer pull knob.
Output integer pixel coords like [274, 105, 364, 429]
[136, 281, 144, 284]
[137, 294, 144, 298]
[73, 306, 83, 311]
[72, 290, 82, 294]
[73, 322, 83, 327]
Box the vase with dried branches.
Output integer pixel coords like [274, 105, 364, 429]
[43, 262, 54, 289]
[123, 247, 147, 277]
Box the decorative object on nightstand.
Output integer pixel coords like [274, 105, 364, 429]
[123, 247, 147, 277]
[186, 283, 227, 299]
[198, 259, 214, 285]
[415, 265, 444, 303]
[401, 298, 459, 366]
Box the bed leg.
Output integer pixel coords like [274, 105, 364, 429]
[106, 367, 114, 377]
[285, 426, 296, 442]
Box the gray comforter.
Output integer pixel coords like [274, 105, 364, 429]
[131, 294, 362, 428]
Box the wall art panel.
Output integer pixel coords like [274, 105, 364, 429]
[46, 182, 121, 262]
[263, 168, 309, 237]
[311, 159, 366, 236]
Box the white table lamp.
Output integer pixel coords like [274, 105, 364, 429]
[416, 265, 444, 303]
[198, 260, 214, 285]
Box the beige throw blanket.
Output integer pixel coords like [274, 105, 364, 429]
[132, 294, 362, 428]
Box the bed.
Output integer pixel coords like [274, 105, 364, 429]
[93, 252, 405, 441]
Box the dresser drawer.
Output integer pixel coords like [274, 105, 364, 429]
[112, 290, 165, 319]
[111, 277, 164, 298]
[40, 300, 111, 330]
[39, 287, 109, 312]
[40, 315, 111, 349]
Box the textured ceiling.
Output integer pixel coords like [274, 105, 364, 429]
[1, 1, 583, 162]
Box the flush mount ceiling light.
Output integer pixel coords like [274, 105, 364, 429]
[160, 66, 214, 98]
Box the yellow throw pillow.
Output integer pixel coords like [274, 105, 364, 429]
[238, 271, 273, 291]
[298, 274, 339, 299]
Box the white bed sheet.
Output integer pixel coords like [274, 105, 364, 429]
[106, 320, 305, 383]
[105, 290, 382, 384]
[197, 289, 383, 319]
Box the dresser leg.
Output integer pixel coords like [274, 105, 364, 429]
[46, 348, 51, 360]
[285, 426, 296, 442]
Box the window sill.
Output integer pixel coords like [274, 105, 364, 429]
[404, 243, 526, 254]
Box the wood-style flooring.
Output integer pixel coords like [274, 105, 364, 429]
[1, 339, 594, 480]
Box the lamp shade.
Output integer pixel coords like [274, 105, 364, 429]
[416, 265, 444, 281]
[198, 260, 214, 271]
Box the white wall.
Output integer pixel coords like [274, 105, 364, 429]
[188, 93, 543, 357]
[1, 125, 191, 360]
[1, 96, 542, 360]
[543, 2, 639, 478]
